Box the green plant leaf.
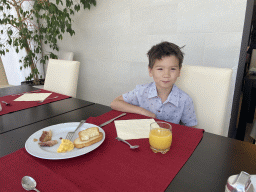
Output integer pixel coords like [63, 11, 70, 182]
[1, 0, 97, 82]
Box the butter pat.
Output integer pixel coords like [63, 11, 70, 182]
[57, 139, 74, 153]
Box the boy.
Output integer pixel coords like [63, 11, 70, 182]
[110, 41, 197, 127]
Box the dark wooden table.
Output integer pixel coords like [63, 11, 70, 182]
[1, 102, 256, 191]
[166, 132, 256, 191]
[0, 85, 94, 134]
[0, 104, 112, 157]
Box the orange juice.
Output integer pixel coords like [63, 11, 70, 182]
[149, 128, 172, 150]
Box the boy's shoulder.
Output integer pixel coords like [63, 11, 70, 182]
[173, 84, 191, 100]
[133, 82, 155, 96]
[135, 82, 154, 90]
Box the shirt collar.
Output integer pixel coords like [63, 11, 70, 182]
[166, 84, 179, 107]
[148, 82, 158, 98]
[148, 82, 180, 107]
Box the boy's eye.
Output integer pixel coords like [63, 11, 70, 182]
[157, 68, 163, 70]
[171, 68, 176, 70]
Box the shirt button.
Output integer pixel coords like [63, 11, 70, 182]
[157, 110, 160, 113]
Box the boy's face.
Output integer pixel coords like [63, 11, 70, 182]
[148, 55, 180, 92]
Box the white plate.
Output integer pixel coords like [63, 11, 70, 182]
[25, 122, 105, 160]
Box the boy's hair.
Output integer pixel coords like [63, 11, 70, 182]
[147, 41, 184, 69]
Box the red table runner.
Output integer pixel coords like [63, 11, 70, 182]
[0, 149, 80, 191]
[0, 110, 204, 191]
[0, 89, 71, 116]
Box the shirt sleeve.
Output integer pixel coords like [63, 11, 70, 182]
[122, 86, 140, 106]
[180, 97, 197, 127]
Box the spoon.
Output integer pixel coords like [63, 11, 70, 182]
[21, 176, 40, 192]
[116, 137, 139, 149]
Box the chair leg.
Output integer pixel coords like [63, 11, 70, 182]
[253, 139, 255, 144]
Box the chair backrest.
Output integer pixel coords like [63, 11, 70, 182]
[62, 52, 74, 61]
[175, 65, 232, 136]
[0, 57, 9, 86]
[250, 49, 256, 70]
[44, 59, 80, 97]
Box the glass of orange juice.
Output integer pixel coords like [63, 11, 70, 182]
[149, 121, 172, 154]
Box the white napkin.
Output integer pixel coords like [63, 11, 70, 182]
[114, 119, 156, 140]
[14, 93, 52, 101]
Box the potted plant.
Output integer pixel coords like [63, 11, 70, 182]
[0, 0, 96, 85]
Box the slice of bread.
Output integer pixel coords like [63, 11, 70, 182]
[78, 127, 100, 141]
[74, 132, 103, 148]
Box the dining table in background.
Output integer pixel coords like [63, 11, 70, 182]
[0, 85, 35, 97]
[0, 85, 94, 134]
[1, 102, 256, 191]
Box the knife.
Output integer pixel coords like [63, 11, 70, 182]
[99, 113, 126, 127]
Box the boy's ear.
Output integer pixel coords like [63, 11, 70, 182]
[148, 67, 153, 77]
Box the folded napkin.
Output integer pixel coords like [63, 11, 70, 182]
[14, 93, 52, 101]
[114, 119, 156, 140]
[0, 148, 81, 191]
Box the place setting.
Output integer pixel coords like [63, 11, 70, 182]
[1, 109, 204, 191]
[0, 89, 71, 116]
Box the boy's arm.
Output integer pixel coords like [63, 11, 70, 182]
[110, 95, 156, 118]
[180, 97, 197, 127]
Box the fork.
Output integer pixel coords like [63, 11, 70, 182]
[12, 90, 41, 96]
[1, 101, 11, 106]
[66, 120, 86, 140]
[31, 90, 41, 93]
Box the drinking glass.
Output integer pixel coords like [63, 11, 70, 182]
[149, 121, 172, 154]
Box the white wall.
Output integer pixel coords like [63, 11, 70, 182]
[55, 0, 247, 135]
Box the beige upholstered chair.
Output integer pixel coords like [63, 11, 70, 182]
[250, 123, 256, 144]
[250, 49, 256, 69]
[33, 52, 75, 89]
[44, 59, 80, 97]
[175, 65, 232, 136]
[61, 52, 74, 61]
[249, 49, 256, 143]
[0, 57, 13, 88]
